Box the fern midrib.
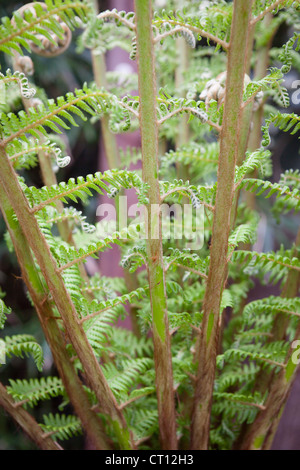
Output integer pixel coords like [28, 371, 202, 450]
[0, 90, 109, 147]
[251, 0, 289, 26]
[9, 144, 53, 161]
[30, 173, 110, 213]
[9, 382, 64, 406]
[153, 18, 229, 50]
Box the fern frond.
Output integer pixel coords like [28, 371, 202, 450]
[212, 391, 263, 424]
[0, 69, 36, 100]
[102, 358, 153, 398]
[7, 137, 70, 170]
[7, 377, 65, 408]
[83, 308, 120, 356]
[164, 247, 209, 279]
[54, 224, 142, 271]
[216, 363, 259, 393]
[252, 0, 299, 25]
[262, 112, 300, 147]
[80, 286, 149, 322]
[231, 248, 300, 283]
[228, 221, 258, 252]
[25, 169, 148, 213]
[109, 328, 153, 359]
[243, 296, 300, 324]
[243, 67, 289, 108]
[157, 90, 208, 125]
[40, 413, 82, 441]
[217, 346, 285, 370]
[235, 149, 272, 183]
[161, 142, 219, 179]
[0, 1, 89, 56]
[160, 178, 216, 210]
[153, 5, 231, 50]
[238, 178, 300, 213]
[129, 408, 158, 441]
[0, 85, 115, 145]
[5, 334, 44, 371]
[0, 299, 11, 330]
[272, 170, 300, 217]
[119, 147, 141, 167]
[278, 31, 300, 73]
[42, 206, 95, 234]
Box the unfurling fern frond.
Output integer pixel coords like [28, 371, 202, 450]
[121, 245, 147, 272]
[160, 178, 216, 210]
[262, 112, 300, 147]
[0, 1, 88, 57]
[0, 69, 36, 99]
[157, 90, 208, 125]
[97, 8, 136, 31]
[7, 137, 70, 170]
[153, 5, 232, 50]
[279, 31, 300, 74]
[243, 67, 289, 108]
[154, 25, 196, 48]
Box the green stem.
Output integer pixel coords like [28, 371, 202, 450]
[0, 382, 62, 450]
[0, 147, 132, 450]
[190, 0, 254, 450]
[0, 184, 110, 450]
[134, 0, 177, 449]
